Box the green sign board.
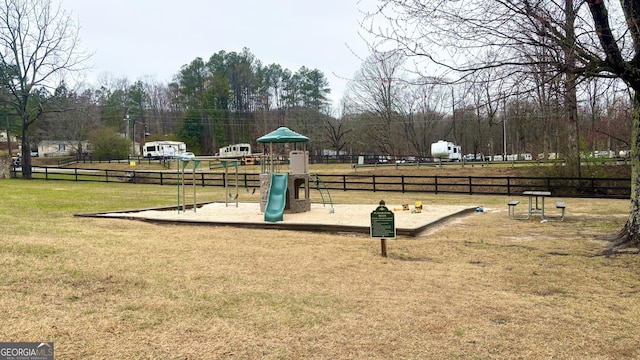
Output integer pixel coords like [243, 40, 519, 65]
[370, 205, 396, 238]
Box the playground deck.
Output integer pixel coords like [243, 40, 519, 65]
[77, 202, 478, 237]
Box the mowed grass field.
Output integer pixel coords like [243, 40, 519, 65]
[1, 171, 639, 359]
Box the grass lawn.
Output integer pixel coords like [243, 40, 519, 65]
[1, 178, 639, 359]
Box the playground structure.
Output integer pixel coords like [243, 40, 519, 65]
[257, 127, 312, 222]
[175, 157, 242, 213]
[174, 127, 318, 222]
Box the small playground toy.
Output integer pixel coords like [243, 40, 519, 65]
[394, 204, 410, 211]
[414, 201, 423, 213]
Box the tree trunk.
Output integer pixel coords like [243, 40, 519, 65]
[21, 116, 32, 179]
[564, 73, 581, 177]
[564, 0, 582, 178]
[611, 91, 640, 251]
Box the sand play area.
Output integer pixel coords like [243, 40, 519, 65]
[80, 202, 478, 237]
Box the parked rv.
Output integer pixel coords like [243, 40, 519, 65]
[143, 141, 187, 159]
[219, 143, 252, 158]
[431, 140, 462, 162]
[219, 143, 261, 165]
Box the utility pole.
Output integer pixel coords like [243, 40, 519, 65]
[451, 87, 457, 144]
[123, 112, 130, 157]
[502, 95, 507, 157]
[124, 114, 130, 140]
[132, 119, 136, 157]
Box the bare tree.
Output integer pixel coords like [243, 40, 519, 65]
[344, 51, 407, 155]
[0, 0, 86, 178]
[400, 81, 447, 157]
[323, 118, 352, 156]
[364, 0, 640, 249]
[474, 67, 511, 158]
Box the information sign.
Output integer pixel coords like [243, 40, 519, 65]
[370, 205, 396, 238]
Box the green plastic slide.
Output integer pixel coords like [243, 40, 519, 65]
[264, 173, 288, 222]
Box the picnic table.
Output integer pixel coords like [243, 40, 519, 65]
[522, 191, 551, 219]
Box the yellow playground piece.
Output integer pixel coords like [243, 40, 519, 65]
[393, 204, 410, 211]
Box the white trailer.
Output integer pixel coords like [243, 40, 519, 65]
[143, 141, 186, 159]
[218, 143, 252, 158]
[430, 140, 462, 162]
[218, 143, 261, 165]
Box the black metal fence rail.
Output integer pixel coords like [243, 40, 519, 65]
[17, 166, 630, 199]
[315, 174, 630, 198]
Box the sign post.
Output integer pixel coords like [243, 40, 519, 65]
[371, 200, 396, 257]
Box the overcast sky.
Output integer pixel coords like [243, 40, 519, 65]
[62, 0, 375, 110]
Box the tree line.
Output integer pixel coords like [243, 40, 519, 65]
[4, 48, 631, 165]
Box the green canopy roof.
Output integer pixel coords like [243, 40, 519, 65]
[257, 127, 309, 143]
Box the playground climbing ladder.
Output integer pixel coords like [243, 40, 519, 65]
[310, 173, 334, 213]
